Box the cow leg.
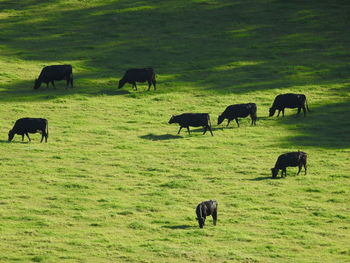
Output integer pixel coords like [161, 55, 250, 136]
[22, 134, 24, 141]
[297, 107, 301, 115]
[46, 82, 49, 89]
[186, 126, 191, 135]
[226, 119, 231, 127]
[212, 209, 217, 226]
[282, 109, 285, 117]
[51, 81, 55, 88]
[208, 125, 214, 136]
[177, 126, 183, 134]
[282, 168, 286, 177]
[147, 80, 151, 91]
[297, 165, 302, 175]
[203, 126, 207, 134]
[25, 133, 31, 142]
[40, 133, 44, 143]
[235, 118, 240, 127]
[277, 110, 281, 117]
[133, 82, 137, 90]
[302, 106, 306, 117]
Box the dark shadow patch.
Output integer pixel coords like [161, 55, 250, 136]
[140, 133, 182, 141]
[246, 176, 282, 181]
[279, 100, 350, 148]
[162, 225, 192, 230]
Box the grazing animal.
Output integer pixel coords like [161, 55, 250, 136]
[168, 113, 213, 136]
[271, 151, 307, 178]
[8, 118, 48, 143]
[118, 68, 156, 91]
[34, 65, 73, 89]
[196, 200, 218, 228]
[269, 93, 310, 117]
[218, 103, 257, 127]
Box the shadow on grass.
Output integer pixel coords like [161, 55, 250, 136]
[162, 225, 193, 230]
[140, 133, 182, 141]
[0, 0, 349, 102]
[279, 100, 350, 148]
[246, 176, 279, 181]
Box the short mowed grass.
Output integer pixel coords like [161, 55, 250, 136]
[0, 0, 349, 262]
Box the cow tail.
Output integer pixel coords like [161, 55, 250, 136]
[70, 72, 74, 88]
[46, 120, 49, 139]
[305, 98, 310, 112]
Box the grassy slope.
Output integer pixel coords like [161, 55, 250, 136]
[0, 0, 349, 262]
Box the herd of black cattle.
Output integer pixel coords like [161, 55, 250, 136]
[7, 65, 310, 228]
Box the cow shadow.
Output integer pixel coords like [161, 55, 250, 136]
[0, 140, 29, 144]
[140, 133, 182, 141]
[92, 89, 130, 96]
[162, 225, 193, 230]
[246, 176, 282, 181]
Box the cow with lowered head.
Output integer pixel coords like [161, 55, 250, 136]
[34, 65, 73, 89]
[118, 68, 156, 91]
[168, 113, 213, 136]
[8, 118, 48, 143]
[196, 200, 218, 228]
[271, 151, 307, 178]
[218, 103, 257, 127]
[269, 93, 310, 117]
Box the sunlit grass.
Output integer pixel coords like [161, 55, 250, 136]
[0, 0, 349, 262]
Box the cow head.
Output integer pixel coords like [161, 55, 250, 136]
[269, 107, 276, 117]
[118, 79, 126, 89]
[8, 130, 15, 141]
[196, 217, 205, 228]
[33, 79, 41, 89]
[168, 115, 175, 124]
[217, 115, 225, 125]
[271, 168, 278, 178]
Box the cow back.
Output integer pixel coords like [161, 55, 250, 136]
[223, 103, 256, 118]
[173, 113, 210, 127]
[123, 68, 155, 82]
[39, 65, 72, 82]
[273, 93, 306, 109]
[276, 151, 307, 168]
[13, 118, 47, 133]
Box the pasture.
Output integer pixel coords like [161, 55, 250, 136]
[0, 0, 349, 262]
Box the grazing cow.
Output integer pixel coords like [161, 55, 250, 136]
[196, 200, 218, 228]
[218, 103, 257, 127]
[271, 151, 307, 178]
[33, 65, 73, 89]
[168, 113, 213, 136]
[118, 68, 156, 91]
[269, 93, 310, 117]
[8, 118, 48, 143]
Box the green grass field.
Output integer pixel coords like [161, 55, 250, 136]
[0, 0, 349, 262]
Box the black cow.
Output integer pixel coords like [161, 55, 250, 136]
[34, 65, 73, 89]
[269, 93, 310, 117]
[271, 151, 307, 178]
[196, 200, 218, 228]
[118, 68, 156, 91]
[168, 113, 213, 136]
[8, 118, 48, 143]
[218, 103, 257, 127]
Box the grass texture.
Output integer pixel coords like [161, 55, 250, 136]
[0, 0, 349, 262]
